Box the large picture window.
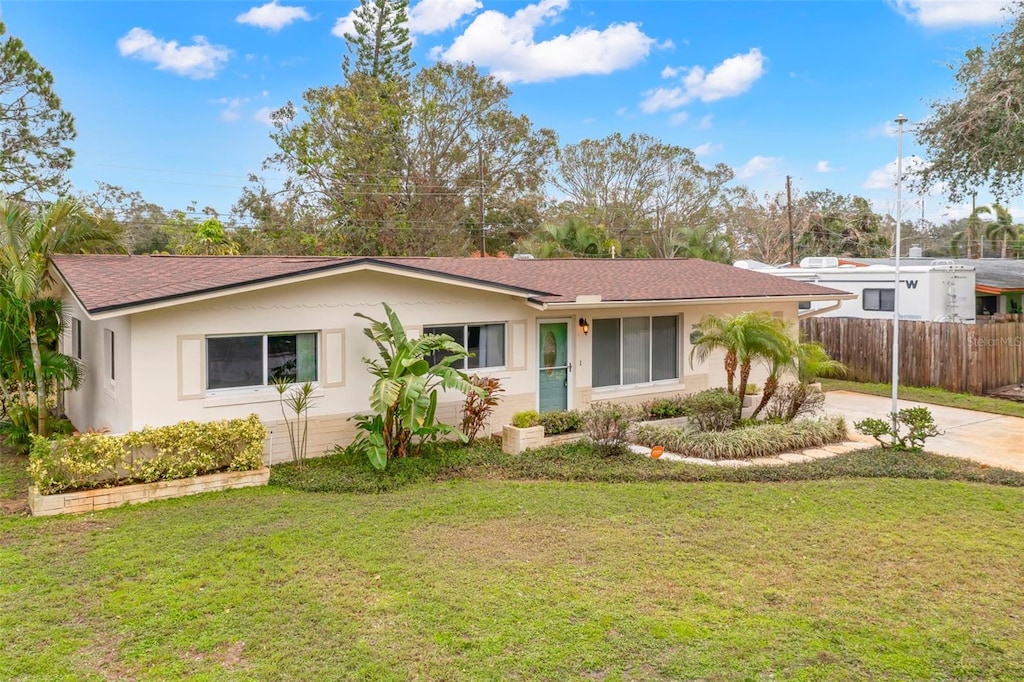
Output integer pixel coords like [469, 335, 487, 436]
[863, 288, 895, 312]
[593, 315, 678, 388]
[424, 323, 505, 370]
[207, 332, 317, 390]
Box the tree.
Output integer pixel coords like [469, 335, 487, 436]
[728, 186, 799, 265]
[351, 304, 478, 469]
[950, 203, 990, 258]
[79, 182, 169, 254]
[341, 0, 414, 83]
[666, 223, 733, 262]
[253, 62, 555, 256]
[798, 191, 890, 258]
[689, 311, 791, 418]
[172, 217, 239, 255]
[521, 217, 619, 257]
[552, 133, 732, 254]
[0, 22, 76, 197]
[985, 203, 1020, 259]
[0, 199, 119, 436]
[915, 5, 1024, 202]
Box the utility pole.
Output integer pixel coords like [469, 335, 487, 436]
[478, 145, 486, 257]
[786, 175, 795, 265]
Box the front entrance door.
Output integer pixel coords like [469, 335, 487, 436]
[538, 321, 569, 412]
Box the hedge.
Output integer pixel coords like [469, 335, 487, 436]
[631, 416, 847, 461]
[29, 415, 267, 494]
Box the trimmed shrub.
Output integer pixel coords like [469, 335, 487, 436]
[29, 414, 267, 495]
[765, 382, 825, 422]
[511, 410, 540, 428]
[583, 402, 638, 457]
[855, 407, 942, 452]
[632, 416, 847, 460]
[640, 396, 686, 420]
[537, 409, 583, 435]
[681, 389, 740, 432]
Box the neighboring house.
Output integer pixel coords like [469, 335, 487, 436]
[51, 255, 853, 460]
[735, 257, 978, 323]
[846, 257, 1024, 317]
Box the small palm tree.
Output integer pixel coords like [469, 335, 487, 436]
[669, 223, 733, 262]
[0, 198, 120, 435]
[689, 311, 791, 418]
[951, 204, 990, 258]
[523, 217, 620, 258]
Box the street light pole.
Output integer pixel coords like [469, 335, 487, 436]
[891, 114, 908, 425]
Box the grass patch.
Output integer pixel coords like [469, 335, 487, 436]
[1, 474, 1022, 679]
[823, 378, 1024, 418]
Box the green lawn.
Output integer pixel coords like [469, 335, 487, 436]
[2, 446, 1024, 680]
[822, 378, 1024, 418]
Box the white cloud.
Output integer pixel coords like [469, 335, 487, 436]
[434, 0, 659, 83]
[660, 65, 680, 79]
[410, 0, 482, 33]
[254, 106, 277, 125]
[863, 155, 928, 190]
[867, 120, 901, 138]
[698, 114, 714, 130]
[331, 13, 357, 39]
[816, 160, 835, 173]
[214, 96, 251, 122]
[334, 0, 481, 38]
[117, 28, 230, 79]
[237, 1, 311, 31]
[641, 48, 765, 113]
[737, 155, 781, 180]
[693, 142, 721, 157]
[889, 0, 1009, 27]
[669, 112, 689, 126]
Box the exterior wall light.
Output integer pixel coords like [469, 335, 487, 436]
[579, 318, 590, 335]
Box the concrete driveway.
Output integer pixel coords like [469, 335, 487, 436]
[823, 390, 1024, 472]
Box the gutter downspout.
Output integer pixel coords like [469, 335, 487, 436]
[798, 300, 845, 320]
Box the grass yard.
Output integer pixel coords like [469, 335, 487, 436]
[2, 444, 1024, 680]
[822, 378, 1024, 418]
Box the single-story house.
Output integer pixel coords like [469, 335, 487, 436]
[50, 255, 853, 461]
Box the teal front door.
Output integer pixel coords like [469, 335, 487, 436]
[538, 321, 569, 412]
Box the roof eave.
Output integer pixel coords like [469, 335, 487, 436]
[539, 293, 857, 309]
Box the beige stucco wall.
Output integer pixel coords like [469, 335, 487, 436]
[62, 294, 133, 434]
[64, 267, 800, 458]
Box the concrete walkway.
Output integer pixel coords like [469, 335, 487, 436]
[823, 390, 1024, 472]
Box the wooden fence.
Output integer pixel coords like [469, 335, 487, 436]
[799, 317, 1024, 395]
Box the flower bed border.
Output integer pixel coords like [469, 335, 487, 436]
[502, 425, 585, 454]
[28, 468, 270, 517]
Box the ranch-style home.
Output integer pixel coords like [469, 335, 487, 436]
[50, 255, 853, 461]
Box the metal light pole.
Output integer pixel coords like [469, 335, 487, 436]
[891, 114, 908, 424]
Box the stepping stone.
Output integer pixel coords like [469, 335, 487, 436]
[777, 452, 814, 463]
[747, 457, 787, 466]
[801, 448, 837, 459]
[823, 444, 854, 454]
[841, 440, 874, 450]
[714, 459, 752, 468]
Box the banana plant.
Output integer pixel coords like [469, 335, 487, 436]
[351, 303, 479, 469]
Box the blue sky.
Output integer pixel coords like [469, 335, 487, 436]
[3, 0, 1015, 224]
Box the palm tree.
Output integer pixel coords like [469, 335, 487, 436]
[985, 204, 1020, 259]
[668, 223, 733, 262]
[951, 203, 990, 258]
[0, 198, 119, 435]
[523, 217, 620, 258]
[689, 311, 791, 418]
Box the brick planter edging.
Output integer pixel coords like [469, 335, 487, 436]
[28, 468, 271, 517]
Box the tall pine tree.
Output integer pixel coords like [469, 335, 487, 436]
[341, 0, 414, 83]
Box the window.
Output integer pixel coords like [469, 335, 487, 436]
[593, 315, 678, 388]
[863, 288, 895, 312]
[206, 333, 317, 390]
[424, 323, 505, 370]
[798, 301, 811, 310]
[71, 317, 82, 359]
[103, 328, 115, 382]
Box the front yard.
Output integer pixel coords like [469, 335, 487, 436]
[2, 446, 1023, 680]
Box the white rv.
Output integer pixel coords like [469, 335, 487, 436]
[735, 257, 977, 323]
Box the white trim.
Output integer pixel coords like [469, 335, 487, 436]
[540, 293, 857, 310]
[423, 321, 508, 372]
[205, 330, 320, 394]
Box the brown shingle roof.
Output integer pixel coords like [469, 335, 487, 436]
[51, 254, 850, 315]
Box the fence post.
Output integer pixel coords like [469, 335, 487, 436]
[966, 324, 982, 395]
